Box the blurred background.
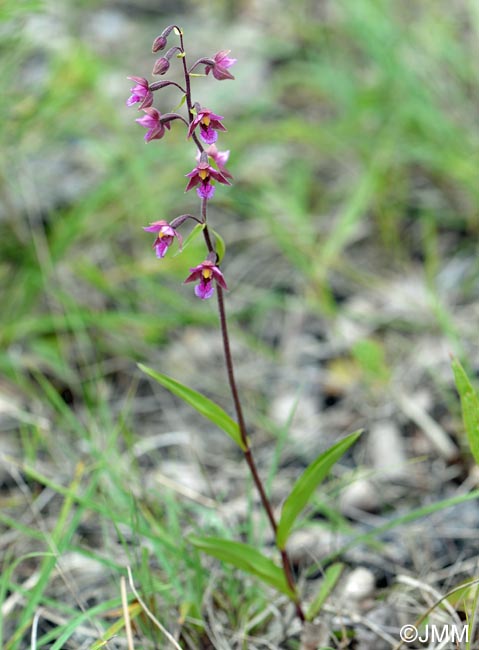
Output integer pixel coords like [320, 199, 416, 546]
[1, 0, 478, 647]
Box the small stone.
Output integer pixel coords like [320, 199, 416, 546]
[342, 567, 375, 602]
[339, 478, 380, 513]
[287, 527, 339, 564]
[369, 421, 407, 480]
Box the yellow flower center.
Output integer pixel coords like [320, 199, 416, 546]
[198, 169, 209, 180]
[202, 268, 213, 279]
[201, 115, 211, 126]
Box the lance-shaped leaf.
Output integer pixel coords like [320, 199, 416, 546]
[173, 222, 204, 257]
[451, 358, 479, 465]
[190, 536, 296, 598]
[276, 430, 362, 549]
[306, 562, 344, 621]
[139, 364, 246, 450]
[211, 228, 226, 263]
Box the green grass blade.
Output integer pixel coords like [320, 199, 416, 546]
[189, 536, 295, 598]
[51, 599, 142, 650]
[276, 430, 362, 549]
[318, 489, 479, 566]
[139, 364, 245, 450]
[306, 562, 344, 621]
[451, 357, 479, 465]
[5, 463, 87, 650]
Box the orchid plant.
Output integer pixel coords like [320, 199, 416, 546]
[127, 25, 361, 634]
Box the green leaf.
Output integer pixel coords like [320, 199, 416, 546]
[211, 228, 226, 263]
[174, 222, 205, 257]
[276, 430, 362, 549]
[139, 364, 246, 450]
[451, 358, 479, 465]
[306, 562, 344, 621]
[171, 93, 187, 113]
[190, 536, 296, 598]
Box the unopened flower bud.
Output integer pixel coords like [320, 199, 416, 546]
[152, 35, 167, 52]
[152, 57, 170, 75]
[152, 24, 177, 52]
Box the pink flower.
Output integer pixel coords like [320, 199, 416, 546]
[136, 108, 171, 142]
[198, 144, 232, 179]
[126, 76, 153, 109]
[143, 220, 182, 258]
[185, 160, 231, 199]
[205, 50, 236, 80]
[205, 144, 230, 171]
[187, 108, 226, 145]
[184, 260, 228, 299]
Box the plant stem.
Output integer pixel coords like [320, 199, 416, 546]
[215, 283, 305, 622]
[179, 29, 305, 622]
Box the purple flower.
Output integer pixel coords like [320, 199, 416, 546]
[136, 108, 171, 142]
[187, 108, 226, 145]
[126, 76, 153, 109]
[184, 260, 228, 299]
[185, 160, 231, 199]
[205, 50, 236, 80]
[143, 220, 182, 258]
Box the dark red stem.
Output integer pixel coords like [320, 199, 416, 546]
[179, 28, 305, 623]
